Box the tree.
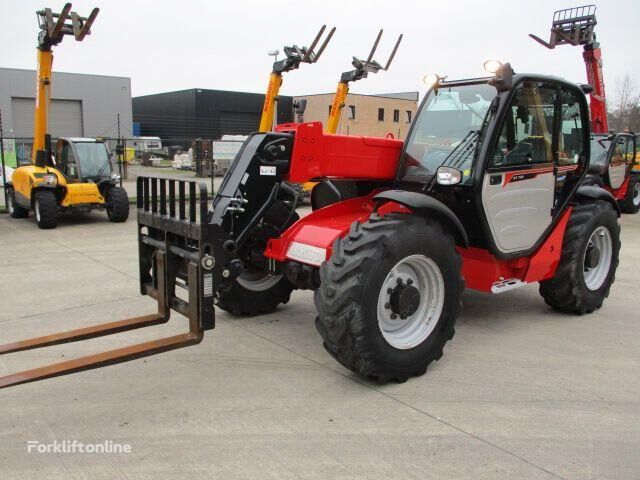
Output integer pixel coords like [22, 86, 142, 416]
[608, 74, 640, 132]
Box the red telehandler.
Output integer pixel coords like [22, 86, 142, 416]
[0, 48, 623, 388]
[531, 5, 638, 213]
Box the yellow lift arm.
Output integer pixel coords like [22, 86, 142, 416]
[259, 25, 336, 133]
[326, 29, 402, 134]
[32, 3, 99, 165]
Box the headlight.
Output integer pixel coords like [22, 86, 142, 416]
[42, 174, 57, 185]
[111, 173, 121, 180]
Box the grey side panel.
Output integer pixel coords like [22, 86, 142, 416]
[608, 162, 627, 190]
[481, 171, 554, 253]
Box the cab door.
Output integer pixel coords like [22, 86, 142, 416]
[481, 81, 558, 254]
[608, 134, 634, 190]
[56, 139, 80, 182]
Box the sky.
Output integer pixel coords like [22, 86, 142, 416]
[0, 0, 638, 103]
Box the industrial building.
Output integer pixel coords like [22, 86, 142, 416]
[132, 89, 294, 145]
[293, 91, 419, 139]
[0, 67, 133, 140]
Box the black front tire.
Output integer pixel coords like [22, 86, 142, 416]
[217, 275, 295, 317]
[106, 186, 129, 222]
[217, 201, 298, 317]
[539, 201, 620, 314]
[7, 188, 29, 218]
[315, 213, 464, 383]
[33, 190, 58, 229]
[618, 174, 640, 214]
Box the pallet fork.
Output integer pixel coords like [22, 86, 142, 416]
[0, 24, 341, 389]
[529, 5, 608, 133]
[0, 177, 232, 388]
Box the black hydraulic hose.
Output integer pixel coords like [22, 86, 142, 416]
[277, 182, 300, 233]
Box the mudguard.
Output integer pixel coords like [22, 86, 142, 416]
[575, 185, 621, 215]
[264, 193, 378, 266]
[373, 190, 469, 247]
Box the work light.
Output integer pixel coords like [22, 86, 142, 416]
[483, 59, 503, 74]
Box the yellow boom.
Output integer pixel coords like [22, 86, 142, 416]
[259, 26, 335, 133]
[325, 29, 402, 135]
[31, 3, 99, 163]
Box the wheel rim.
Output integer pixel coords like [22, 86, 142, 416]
[633, 182, 640, 207]
[35, 200, 41, 222]
[377, 254, 445, 350]
[583, 226, 613, 291]
[236, 270, 282, 292]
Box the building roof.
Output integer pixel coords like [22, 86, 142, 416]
[293, 91, 419, 101]
[377, 92, 420, 101]
[0, 67, 130, 81]
[133, 88, 292, 100]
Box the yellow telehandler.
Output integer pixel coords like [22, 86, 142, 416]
[6, 3, 129, 229]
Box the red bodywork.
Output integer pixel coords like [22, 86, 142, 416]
[264, 192, 409, 265]
[264, 121, 571, 293]
[583, 47, 608, 134]
[606, 175, 630, 200]
[458, 208, 572, 292]
[264, 191, 572, 293]
[275, 122, 403, 182]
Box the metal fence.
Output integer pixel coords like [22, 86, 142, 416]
[0, 135, 248, 179]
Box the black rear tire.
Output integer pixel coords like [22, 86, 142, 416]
[7, 188, 29, 218]
[539, 201, 620, 314]
[33, 190, 58, 229]
[618, 174, 640, 214]
[106, 186, 129, 222]
[315, 213, 464, 383]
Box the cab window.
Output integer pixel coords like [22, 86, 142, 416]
[57, 141, 79, 179]
[555, 85, 589, 207]
[611, 138, 626, 166]
[559, 87, 585, 166]
[612, 135, 635, 166]
[490, 82, 557, 168]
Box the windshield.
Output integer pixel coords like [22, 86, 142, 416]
[75, 142, 112, 178]
[400, 83, 496, 183]
[590, 137, 610, 166]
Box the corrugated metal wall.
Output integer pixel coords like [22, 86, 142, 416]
[11, 97, 83, 137]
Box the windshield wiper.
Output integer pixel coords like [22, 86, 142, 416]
[94, 158, 112, 179]
[447, 130, 479, 169]
[423, 130, 479, 191]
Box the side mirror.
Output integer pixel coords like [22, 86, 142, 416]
[436, 166, 462, 185]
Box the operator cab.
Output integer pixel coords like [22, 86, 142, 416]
[55, 138, 114, 183]
[588, 133, 636, 188]
[398, 67, 590, 256]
